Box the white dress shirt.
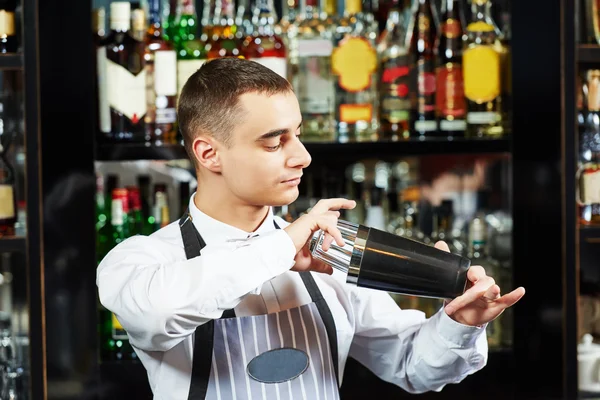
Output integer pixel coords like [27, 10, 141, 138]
[97, 195, 488, 400]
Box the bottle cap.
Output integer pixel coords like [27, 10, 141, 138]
[0, 11, 15, 36]
[110, 2, 131, 30]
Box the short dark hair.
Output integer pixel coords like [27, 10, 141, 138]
[177, 57, 293, 163]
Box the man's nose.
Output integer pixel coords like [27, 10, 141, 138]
[287, 138, 312, 169]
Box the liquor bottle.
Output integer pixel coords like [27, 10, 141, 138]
[332, 0, 379, 143]
[244, 0, 287, 77]
[292, 0, 335, 141]
[0, 9, 17, 53]
[126, 186, 144, 236]
[144, 0, 178, 145]
[578, 70, 600, 225]
[462, 0, 503, 138]
[497, 6, 511, 134]
[236, 0, 255, 38]
[275, 0, 299, 37]
[92, 7, 106, 45]
[175, 0, 208, 97]
[408, 0, 438, 137]
[435, 0, 466, 136]
[0, 127, 15, 237]
[207, 0, 243, 59]
[153, 183, 169, 229]
[163, 0, 179, 43]
[93, 7, 107, 140]
[137, 175, 155, 235]
[377, 0, 411, 141]
[98, 2, 147, 143]
[132, 8, 147, 42]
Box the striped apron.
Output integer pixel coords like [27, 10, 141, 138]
[179, 212, 341, 400]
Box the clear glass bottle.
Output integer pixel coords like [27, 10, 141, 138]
[243, 0, 287, 78]
[332, 0, 379, 142]
[408, 0, 438, 137]
[435, 0, 466, 136]
[293, 0, 335, 141]
[98, 2, 147, 143]
[175, 0, 208, 96]
[377, 0, 411, 141]
[145, 0, 178, 145]
[578, 70, 600, 225]
[207, 0, 243, 59]
[0, 126, 15, 237]
[463, 0, 503, 138]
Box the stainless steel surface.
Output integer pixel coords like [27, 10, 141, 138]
[309, 220, 361, 276]
[347, 225, 369, 286]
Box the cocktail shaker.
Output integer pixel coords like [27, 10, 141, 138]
[309, 220, 471, 299]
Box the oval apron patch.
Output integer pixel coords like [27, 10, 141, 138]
[246, 348, 309, 384]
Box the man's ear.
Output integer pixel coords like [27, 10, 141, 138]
[193, 136, 222, 173]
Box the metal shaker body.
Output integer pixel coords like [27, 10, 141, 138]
[309, 220, 471, 299]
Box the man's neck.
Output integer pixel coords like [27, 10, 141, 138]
[193, 189, 270, 233]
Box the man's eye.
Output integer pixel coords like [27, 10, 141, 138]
[266, 143, 282, 151]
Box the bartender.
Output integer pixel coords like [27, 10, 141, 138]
[96, 58, 525, 400]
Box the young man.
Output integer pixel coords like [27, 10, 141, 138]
[97, 57, 525, 399]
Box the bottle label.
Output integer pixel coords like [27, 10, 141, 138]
[295, 56, 334, 114]
[107, 59, 147, 123]
[467, 111, 500, 124]
[339, 104, 372, 123]
[332, 37, 377, 92]
[414, 120, 437, 132]
[252, 57, 287, 79]
[111, 313, 128, 339]
[0, 184, 14, 220]
[177, 59, 206, 96]
[97, 47, 111, 133]
[380, 53, 411, 123]
[440, 119, 467, 131]
[463, 45, 500, 102]
[156, 107, 177, 124]
[417, 59, 436, 114]
[154, 50, 177, 96]
[441, 18, 462, 38]
[579, 165, 600, 204]
[436, 63, 466, 117]
[297, 39, 333, 57]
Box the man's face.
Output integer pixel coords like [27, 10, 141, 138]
[217, 91, 311, 207]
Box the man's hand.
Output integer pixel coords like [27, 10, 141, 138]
[434, 241, 526, 327]
[284, 198, 356, 275]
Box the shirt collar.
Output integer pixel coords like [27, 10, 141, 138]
[187, 193, 277, 245]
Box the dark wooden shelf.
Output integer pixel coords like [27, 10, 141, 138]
[579, 45, 600, 64]
[579, 390, 600, 399]
[0, 236, 26, 253]
[95, 137, 511, 162]
[0, 53, 23, 69]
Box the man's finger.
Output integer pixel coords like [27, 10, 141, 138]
[313, 198, 356, 213]
[445, 277, 495, 315]
[434, 241, 450, 253]
[482, 284, 501, 301]
[322, 233, 334, 251]
[467, 265, 487, 283]
[495, 287, 526, 309]
[311, 258, 333, 275]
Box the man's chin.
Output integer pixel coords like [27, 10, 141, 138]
[266, 189, 299, 207]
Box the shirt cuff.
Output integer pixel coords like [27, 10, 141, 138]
[253, 229, 297, 276]
[435, 308, 487, 348]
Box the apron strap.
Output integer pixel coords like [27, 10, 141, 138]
[273, 221, 340, 384]
[299, 271, 340, 385]
[183, 212, 340, 399]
